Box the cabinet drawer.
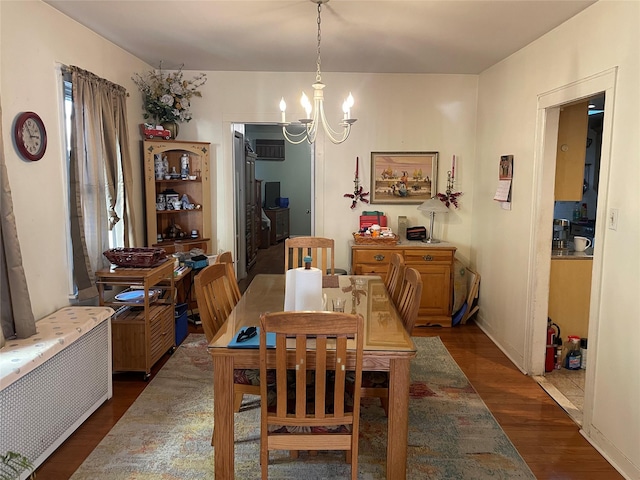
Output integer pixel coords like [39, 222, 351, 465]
[404, 249, 454, 265]
[353, 249, 402, 265]
[150, 305, 174, 364]
[353, 264, 388, 276]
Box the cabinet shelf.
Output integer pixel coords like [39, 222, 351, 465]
[156, 210, 201, 215]
[155, 179, 202, 184]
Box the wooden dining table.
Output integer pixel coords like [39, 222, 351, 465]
[208, 274, 417, 479]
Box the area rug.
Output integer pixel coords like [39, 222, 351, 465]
[70, 335, 535, 479]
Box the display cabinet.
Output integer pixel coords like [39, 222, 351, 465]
[144, 139, 212, 254]
[351, 242, 456, 327]
[96, 260, 175, 379]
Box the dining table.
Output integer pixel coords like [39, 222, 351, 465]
[208, 273, 417, 479]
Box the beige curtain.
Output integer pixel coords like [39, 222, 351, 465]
[0, 101, 37, 347]
[65, 66, 136, 300]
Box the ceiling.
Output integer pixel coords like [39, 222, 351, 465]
[44, 0, 595, 75]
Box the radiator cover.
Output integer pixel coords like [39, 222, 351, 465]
[0, 320, 112, 478]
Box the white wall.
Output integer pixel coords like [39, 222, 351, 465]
[187, 72, 478, 271]
[474, 1, 639, 477]
[1, 1, 150, 319]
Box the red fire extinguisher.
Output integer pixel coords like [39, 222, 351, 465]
[545, 318, 561, 372]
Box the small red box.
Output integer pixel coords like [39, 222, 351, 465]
[359, 214, 387, 230]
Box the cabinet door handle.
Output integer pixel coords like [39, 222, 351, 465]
[422, 255, 433, 261]
[374, 254, 385, 262]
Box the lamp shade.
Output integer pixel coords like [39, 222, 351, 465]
[417, 197, 450, 214]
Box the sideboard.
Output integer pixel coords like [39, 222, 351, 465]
[351, 241, 456, 327]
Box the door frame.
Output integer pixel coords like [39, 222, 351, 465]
[528, 68, 617, 429]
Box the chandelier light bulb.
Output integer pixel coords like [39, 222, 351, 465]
[300, 92, 312, 119]
[342, 93, 354, 120]
[279, 98, 287, 123]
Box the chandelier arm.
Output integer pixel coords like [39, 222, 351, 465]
[317, 101, 351, 143]
[281, 126, 311, 145]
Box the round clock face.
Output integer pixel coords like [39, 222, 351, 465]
[14, 112, 47, 161]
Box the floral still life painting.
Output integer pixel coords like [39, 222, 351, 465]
[132, 63, 207, 124]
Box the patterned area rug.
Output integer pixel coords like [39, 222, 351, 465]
[71, 335, 535, 479]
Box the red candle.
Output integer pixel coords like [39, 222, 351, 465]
[451, 155, 456, 180]
[355, 156, 359, 179]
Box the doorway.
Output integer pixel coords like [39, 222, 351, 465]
[529, 68, 616, 430]
[541, 93, 604, 425]
[232, 123, 313, 279]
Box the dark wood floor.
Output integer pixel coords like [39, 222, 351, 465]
[36, 242, 622, 479]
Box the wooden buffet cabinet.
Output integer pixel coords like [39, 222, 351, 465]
[351, 242, 456, 327]
[143, 139, 212, 253]
[96, 261, 175, 379]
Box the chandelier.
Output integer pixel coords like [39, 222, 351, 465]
[278, 0, 357, 145]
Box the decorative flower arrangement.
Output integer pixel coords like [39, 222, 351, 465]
[132, 63, 207, 124]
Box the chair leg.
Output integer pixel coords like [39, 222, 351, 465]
[233, 392, 244, 412]
[380, 396, 389, 416]
[289, 450, 299, 459]
[261, 446, 268, 479]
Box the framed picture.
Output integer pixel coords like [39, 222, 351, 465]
[370, 151, 438, 204]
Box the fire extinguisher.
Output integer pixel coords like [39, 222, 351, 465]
[545, 318, 561, 372]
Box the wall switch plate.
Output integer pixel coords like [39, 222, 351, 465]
[608, 208, 618, 230]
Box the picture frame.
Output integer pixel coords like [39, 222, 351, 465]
[370, 151, 438, 204]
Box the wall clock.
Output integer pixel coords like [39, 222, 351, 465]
[14, 112, 47, 161]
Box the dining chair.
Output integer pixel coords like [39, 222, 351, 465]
[215, 251, 242, 304]
[259, 311, 364, 480]
[285, 236, 335, 274]
[194, 263, 260, 417]
[396, 267, 424, 334]
[358, 267, 423, 416]
[383, 252, 405, 306]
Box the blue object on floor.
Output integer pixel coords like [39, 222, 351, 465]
[175, 303, 188, 345]
[452, 301, 468, 327]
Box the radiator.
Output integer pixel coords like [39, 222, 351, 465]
[0, 319, 112, 478]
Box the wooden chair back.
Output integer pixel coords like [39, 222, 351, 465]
[215, 251, 242, 303]
[384, 252, 405, 305]
[194, 263, 238, 342]
[259, 311, 363, 479]
[285, 236, 335, 274]
[396, 267, 423, 334]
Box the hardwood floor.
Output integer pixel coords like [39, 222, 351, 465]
[36, 243, 622, 479]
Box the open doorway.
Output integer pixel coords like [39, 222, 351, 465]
[232, 124, 313, 279]
[539, 93, 605, 426]
[529, 69, 616, 429]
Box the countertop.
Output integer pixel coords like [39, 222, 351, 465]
[551, 248, 593, 259]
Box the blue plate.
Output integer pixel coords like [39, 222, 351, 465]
[114, 289, 159, 303]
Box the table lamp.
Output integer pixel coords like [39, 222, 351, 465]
[417, 197, 449, 243]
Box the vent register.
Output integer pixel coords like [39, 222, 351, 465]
[255, 139, 285, 161]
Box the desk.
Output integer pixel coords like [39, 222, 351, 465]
[208, 274, 416, 479]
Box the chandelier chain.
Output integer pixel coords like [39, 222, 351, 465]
[316, 1, 322, 82]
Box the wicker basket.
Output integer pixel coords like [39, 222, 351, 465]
[352, 233, 399, 245]
[103, 247, 167, 268]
